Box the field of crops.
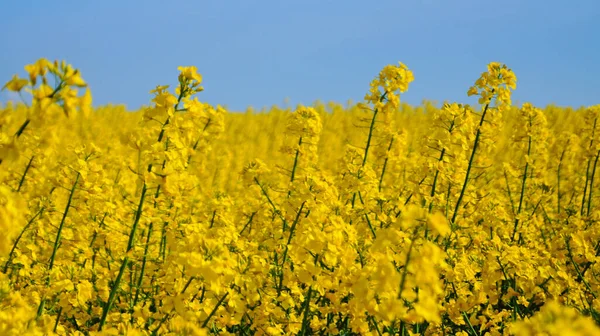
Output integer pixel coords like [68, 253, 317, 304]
[1, 59, 599, 335]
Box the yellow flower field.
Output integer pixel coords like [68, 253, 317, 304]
[1, 59, 599, 335]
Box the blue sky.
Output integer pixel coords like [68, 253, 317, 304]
[1, 0, 598, 111]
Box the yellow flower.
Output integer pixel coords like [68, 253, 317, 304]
[2, 75, 28, 92]
[178, 65, 203, 83]
[64, 69, 87, 87]
[428, 212, 450, 236]
[24, 58, 50, 84]
[509, 300, 600, 335]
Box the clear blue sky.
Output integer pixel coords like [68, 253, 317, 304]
[1, 0, 598, 111]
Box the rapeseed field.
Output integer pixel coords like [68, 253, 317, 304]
[1, 59, 599, 335]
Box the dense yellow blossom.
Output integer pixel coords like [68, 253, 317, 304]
[0, 58, 599, 335]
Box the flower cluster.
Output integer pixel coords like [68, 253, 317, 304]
[0, 58, 599, 336]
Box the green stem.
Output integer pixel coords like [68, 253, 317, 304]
[298, 286, 313, 336]
[254, 177, 287, 229]
[132, 222, 153, 310]
[181, 276, 195, 294]
[53, 307, 62, 333]
[363, 109, 379, 166]
[397, 237, 415, 300]
[429, 118, 455, 213]
[49, 172, 80, 270]
[565, 237, 597, 298]
[503, 168, 516, 217]
[451, 98, 492, 224]
[201, 292, 229, 328]
[362, 92, 388, 166]
[369, 316, 383, 336]
[357, 191, 376, 238]
[35, 299, 45, 320]
[239, 212, 256, 235]
[429, 148, 446, 213]
[277, 202, 307, 296]
[3, 207, 44, 274]
[512, 131, 532, 242]
[378, 136, 395, 192]
[581, 118, 597, 215]
[462, 311, 480, 336]
[291, 136, 302, 183]
[160, 223, 167, 262]
[98, 256, 129, 331]
[364, 213, 376, 239]
[126, 183, 148, 251]
[16, 155, 34, 192]
[587, 150, 600, 216]
[187, 117, 212, 165]
[98, 183, 147, 330]
[14, 119, 31, 138]
[557, 145, 567, 216]
[581, 159, 592, 216]
[581, 241, 600, 276]
[209, 210, 217, 228]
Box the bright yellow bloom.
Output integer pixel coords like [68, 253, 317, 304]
[0, 58, 598, 336]
[24, 58, 50, 84]
[2, 75, 28, 92]
[178, 65, 203, 83]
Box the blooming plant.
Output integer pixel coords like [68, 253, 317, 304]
[1, 59, 599, 336]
